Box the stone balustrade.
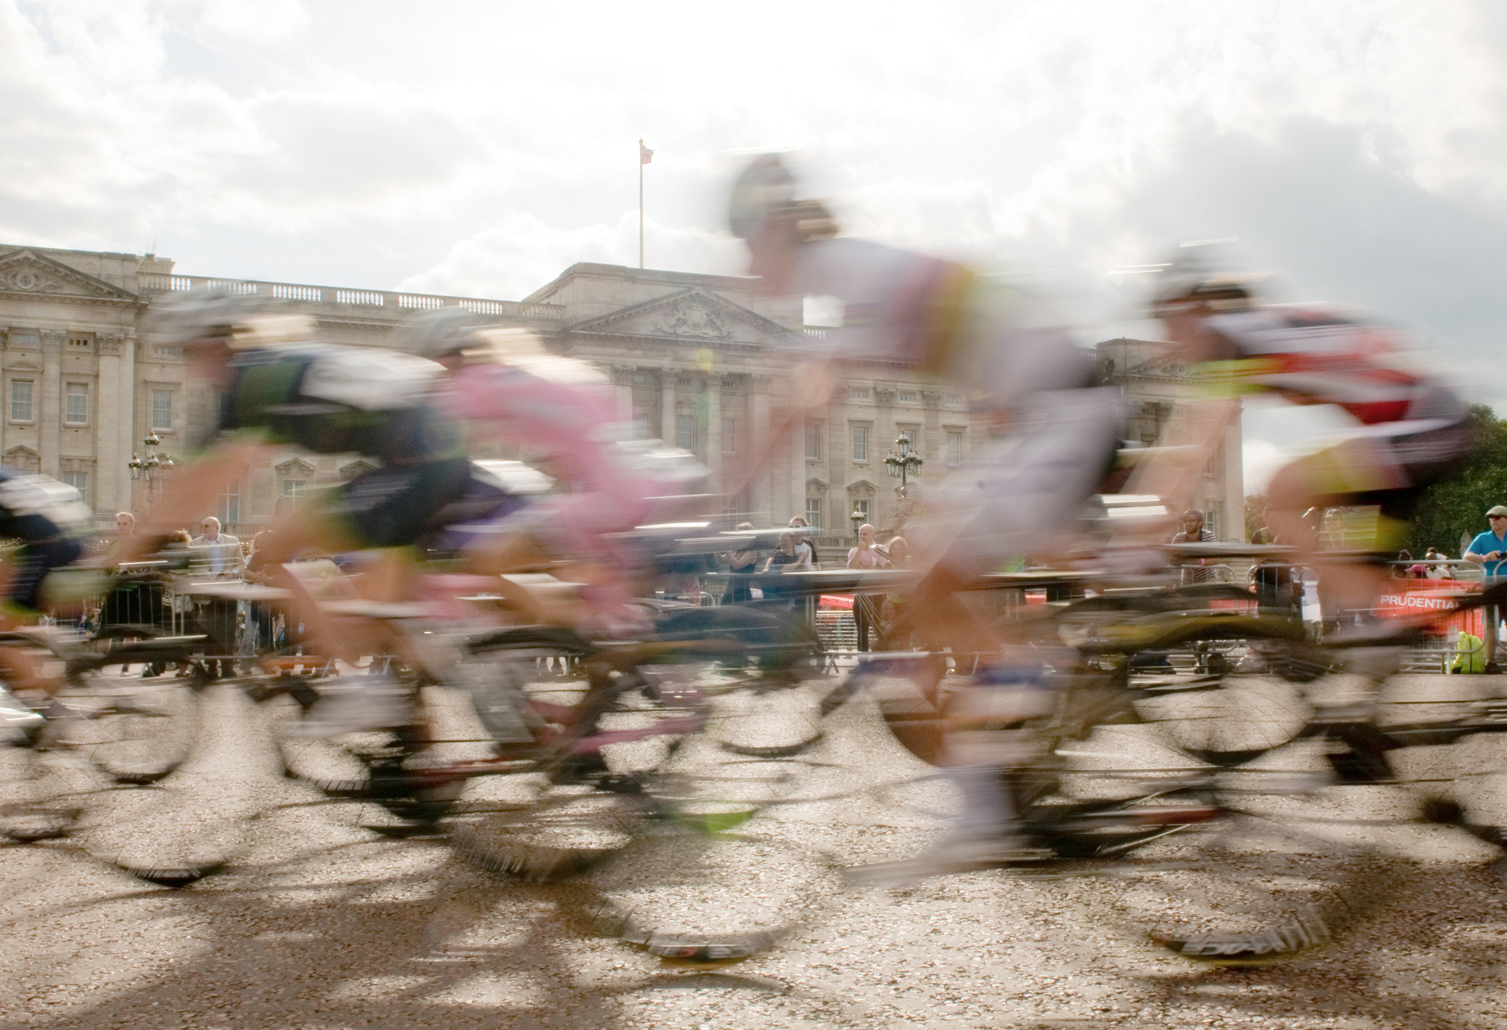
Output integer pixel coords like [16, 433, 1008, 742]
[137, 273, 565, 327]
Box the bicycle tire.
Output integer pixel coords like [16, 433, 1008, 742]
[265, 676, 466, 825]
[1027, 720, 1377, 963]
[1098, 615, 1320, 768]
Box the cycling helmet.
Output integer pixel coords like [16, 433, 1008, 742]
[727, 153, 838, 242]
[149, 289, 310, 350]
[390, 307, 483, 362]
[1149, 245, 1262, 317]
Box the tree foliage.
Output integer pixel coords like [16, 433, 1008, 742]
[1406, 404, 1507, 558]
[1244, 493, 1269, 543]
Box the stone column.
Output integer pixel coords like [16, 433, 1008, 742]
[611, 366, 636, 428]
[750, 375, 773, 523]
[38, 330, 63, 475]
[96, 333, 125, 515]
[1221, 402, 1245, 542]
[704, 374, 721, 491]
[118, 331, 138, 516]
[660, 371, 676, 445]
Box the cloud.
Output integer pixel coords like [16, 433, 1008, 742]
[3, 0, 1507, 340]
[1242, 440, 1286, 496]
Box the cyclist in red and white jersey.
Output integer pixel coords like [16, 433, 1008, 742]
[1154, 255, 1473, 619]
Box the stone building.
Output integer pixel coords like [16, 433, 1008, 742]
[1097, 337, 1244, 541]
[0, 242, 1241, 545]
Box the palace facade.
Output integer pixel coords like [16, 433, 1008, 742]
[0, 244, 1241, 544]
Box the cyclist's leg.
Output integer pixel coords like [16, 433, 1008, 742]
[1267, 418, 1472, 618]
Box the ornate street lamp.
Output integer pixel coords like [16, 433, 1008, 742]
[850, 508, 865, 541]
[128, 433, 174, 497]
[883, 432, 923, 498]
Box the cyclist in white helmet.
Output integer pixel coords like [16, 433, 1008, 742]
[729, 154, 1125, 869]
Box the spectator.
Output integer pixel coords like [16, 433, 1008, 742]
[1425, 547, 1451, 580]
[107, 511, 135, 560]
[1250, 507, 1275, 545]
[1463, 505, 1507, 673]
[788, 516, 820, 570]
[761, 530, 811, 605]
[1171, 509, 1215, 584]
[191, 516, 241, 678]
[882, 535, 911, 569]
[847, 523, 888, 651]
[1250, 517, 1295, 610]
[717, 522, 761, 604]
[764, 531, 812, 573]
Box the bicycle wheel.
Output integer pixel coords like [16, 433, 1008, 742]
[1039, 720, 1376, 963]
[265, 675, 467, 826]
[57, 675, 203, 785]
[0, 741, 96, 842]
[1122, 624, 1321, 768]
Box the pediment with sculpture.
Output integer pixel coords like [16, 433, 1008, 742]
[567, 288, 795, 349]
[0, 250, 139, 304]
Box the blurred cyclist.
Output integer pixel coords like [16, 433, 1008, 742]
[394, 309, 704, 633]
[0, 472, 93, 733]
[729, 154, 1124, 867]
[1152, 248, 1473, 627]
[117, 291, 473, 733]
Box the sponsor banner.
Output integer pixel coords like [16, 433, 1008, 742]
[1376, 580, 1483, 637]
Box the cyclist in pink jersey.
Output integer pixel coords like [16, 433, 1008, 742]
[399, 316, 704, 628]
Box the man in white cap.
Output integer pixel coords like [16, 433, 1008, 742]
[1463, 505, 1507, 673]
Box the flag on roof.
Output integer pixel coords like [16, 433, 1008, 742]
[639, 140, 654, 165]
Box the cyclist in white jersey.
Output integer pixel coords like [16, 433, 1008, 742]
[730, 155, 1126, 867]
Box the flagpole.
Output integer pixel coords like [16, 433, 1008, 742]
[638, 140, 645, 269]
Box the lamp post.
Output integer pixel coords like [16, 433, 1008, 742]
[883, 432, 923, 498]
[127, 433, 174, 502]
[850, 508, 864, 542]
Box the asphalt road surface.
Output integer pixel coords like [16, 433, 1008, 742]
[3, 670, 1507, 1030]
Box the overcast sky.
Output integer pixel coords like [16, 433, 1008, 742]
[5, 0, 1507, 490]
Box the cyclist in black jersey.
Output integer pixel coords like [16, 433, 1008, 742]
[118, 292, 477, 732]
[0, 470, 93, 732]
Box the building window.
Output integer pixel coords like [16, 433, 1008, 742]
[150, 389, 174, 432]
[62, 471, 87, 506]
[217, 481, 241, 526]
[10, 381, 33, 422]
[8, 330, 38, 349]
[805, 497, 822, 531]
[943, 392, 964, 407]
[899, 391, 918, 404]
[849, 387, 870, 401]
[67, 333, 94, 350]
[283, 480, 306, 499]
[804, 423, 822, 460]
[721, 417, 737, 455]
[64, 383, 88, 425]
[852, 499, 870, 524]
[632, 372, 647, 384]
[675, 413, 695, 452]
[947, 430, 964, 465]
[852, 425, 869, 462]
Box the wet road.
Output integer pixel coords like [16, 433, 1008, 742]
[3, 673, 1507, 1030]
